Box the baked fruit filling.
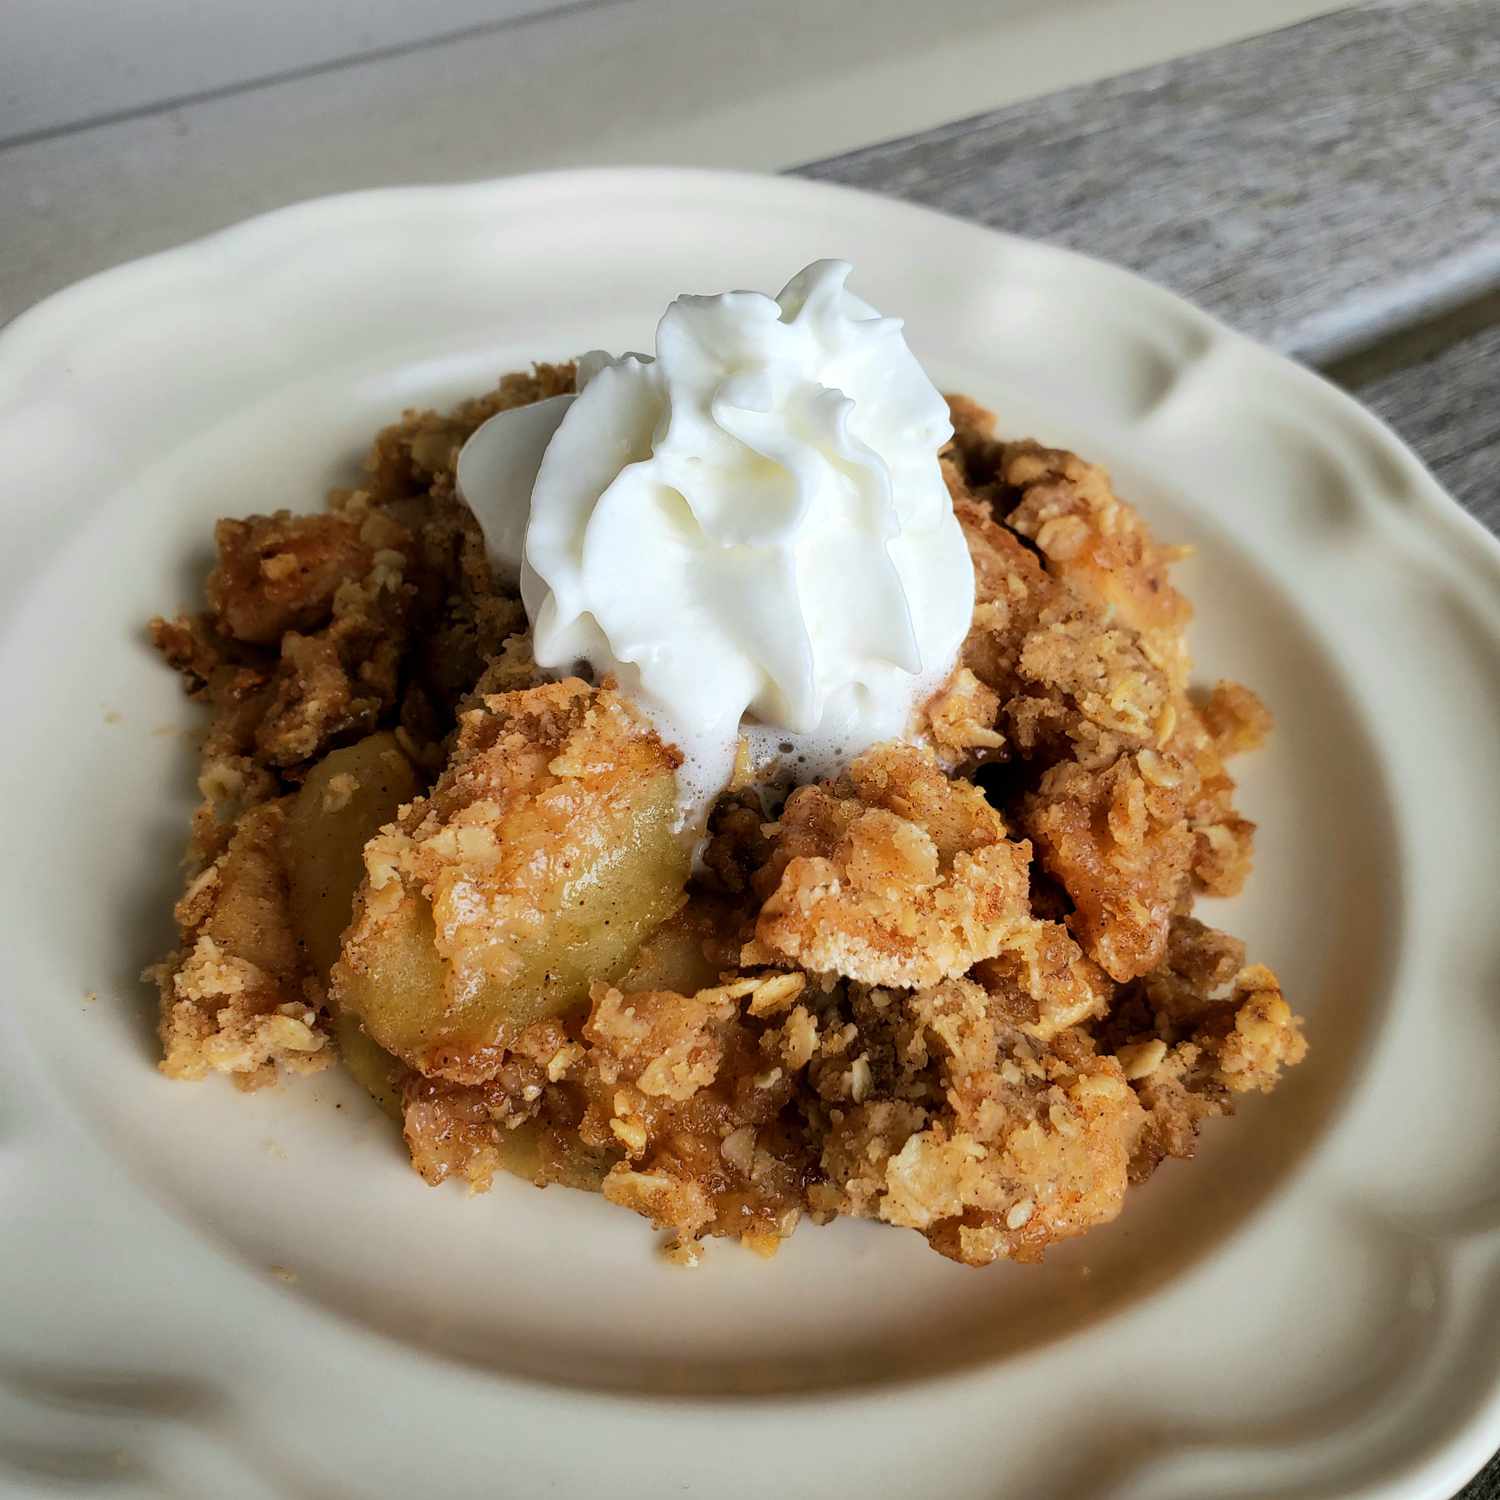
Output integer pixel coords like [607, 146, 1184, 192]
[146, 363, 1305, 1268]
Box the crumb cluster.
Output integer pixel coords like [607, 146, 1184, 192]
[147, 371, 1305, 1265]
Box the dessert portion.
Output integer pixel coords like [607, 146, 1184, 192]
[146, 262, 1305, 1267]
[462, 260, 974, 822]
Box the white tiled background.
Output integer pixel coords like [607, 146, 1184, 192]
[4, 0, 1347, 318]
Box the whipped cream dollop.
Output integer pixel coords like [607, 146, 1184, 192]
[458, 260, 975, 825]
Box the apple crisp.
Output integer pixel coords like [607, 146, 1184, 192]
[145, 368, 1305, 1266]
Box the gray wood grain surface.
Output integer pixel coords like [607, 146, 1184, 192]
[802, 0, 1500, 556]
[800, 5, 1499, 1495]
[1354, 319, 1500, 532]
[800, 0, 1500, 367]
[799, 0, 1500, 552]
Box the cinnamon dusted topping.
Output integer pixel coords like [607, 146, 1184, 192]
[748, 743, 1034, 988]
[1022, 752, 1195, 982]
[148, 799, 332, 1091]
[144, 370, 1303, 1267]
[924, 666, 1005, 770]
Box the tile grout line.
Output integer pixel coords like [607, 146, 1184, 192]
[0, 0, 640, 154]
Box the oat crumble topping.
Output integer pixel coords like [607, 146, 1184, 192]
[144, 368, 1305, 1267]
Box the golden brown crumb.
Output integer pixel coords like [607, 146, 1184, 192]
[207, 511, 381, 646]
[817, 979, 1143, 1265]
[1005, 603, 1173, 768]
[924, 666, 1005, 769]
[333, 678, 687, 1081]
[147, 372, 1303, 1270]
[1022, 751, 1195, 982]
[950, 480, 1173, 777]
[1171, 702, 1258, 897]
[1199, 680, 1274, 758]
[952, 495, 1060, 703]
[149, 800, 332, 1088]
[749, 743, 1034, 988]
[972, 918, 1112, 1041]
[364, 363, 575, 503]
[397, 1014, 590, 1189]
[401, 1075, 508, 1192]
[1099, 916, 1306, 1179]
[571, 979, 811, 1254]
[1002, 440, 1192, 692]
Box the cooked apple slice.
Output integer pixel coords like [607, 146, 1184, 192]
[283, 732, 422, 1115]
[331, 680, 690, 1081]
[615, 897, 736, 995]
[284, 731, 422, 979]
[331, 1013, 402, 1119]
